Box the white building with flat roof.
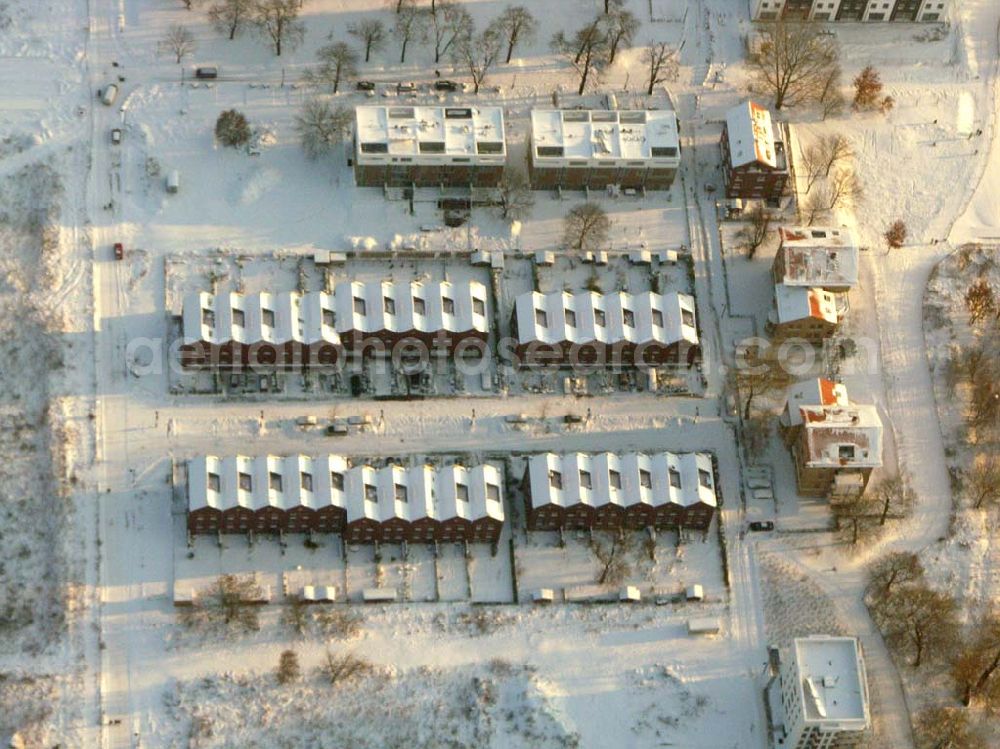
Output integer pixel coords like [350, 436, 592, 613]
[774, 226, 859, 291]
[528, 108, 681, 190]
[771, 636, 871, 749]
[752, 0, 947, 22]
[353, 105, 506, 187]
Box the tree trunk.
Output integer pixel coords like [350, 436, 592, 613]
[608, 38, 619, 65]
[851, 518, 859, 545]
[365, 41, 372, 62]
[578, 62, 589, 96]
[401, 39, 408, 63]
[505, 39, 514, 64]
[913, 627, 924, 667]
[333, 70, 340, 94]
[229, 22, 237, 40]
[972, 649, 1000, 700]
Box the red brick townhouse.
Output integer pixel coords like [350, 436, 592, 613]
[720, 101, 789, 201]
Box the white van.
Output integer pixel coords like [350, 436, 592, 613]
[101, 84, 119, 106]
[166, 170, 180, 194]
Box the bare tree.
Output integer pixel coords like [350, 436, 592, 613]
[207, 0, 253, 40]
[602, 0, 624, 11]
[179, 574, 263, 633]
[965, 279, 996, 325]
[884, 219, 907, 249]
[563, 202, 611, 251]
[914, 707, 986, 749]
[495, 164, 534, 220]
[294, 98, 352, 160]
[276, 649, 300, 683]
[642, 42, 678, 95]
[253, 0, 305, 57]
[852, 65, 883, 111]
[429, 0, 472, 64]
[952, 606, 1000, 707]
[817, 134, 852, 176]
[282, 595, 308, 635]
[870, 475, 914, 525]
[728, 348, 793, 421]
[832, 491, 878, 546]
[348, 18, 387, 63]
[454, 25, 502, 94]
[304, 41, 358, 93]
[818, 65, 845, 120]
[967, 453, 1000, 509]
[875, 582, 959, 667]
[591, 532, 633, 586]
[552, 19, 609, 96]
[313, 608, 363, 639]
[317, 650, 373, 686]
[739, 204, 771, 260]
[492, 5, 536, 64]
[748, 20, 840, 109]
[867, 551, 923, 602]
[164, 25, 196, 64]
[393, 2, 427, 64]
[601, 6, 639, 65]
[803, 185, 831, 225]
[969, 371, 1000, 437]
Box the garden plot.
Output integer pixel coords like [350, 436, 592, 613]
[344, 544, 379, 602]
[469, 523, 515, 603]
[378, 542, 438, 603]
[436, 543, 471, 602]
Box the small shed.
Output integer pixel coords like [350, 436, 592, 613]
[687, 617, 721, 636]
[686, 584, 705, 602]
[301, 585, 337, 603]
[362, 588, 397, 603]
[534, 250, 554, 266]
[619, 586, 642, 603]
[532, 588, 556, 604]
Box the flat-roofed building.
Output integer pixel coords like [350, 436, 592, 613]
[768, 636, 871, 749]
[353, 105, 506, 188]
[773, 227, 859, 292]
[528, 109, 681, 190]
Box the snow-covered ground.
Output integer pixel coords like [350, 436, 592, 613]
[1, 0, 998, 745]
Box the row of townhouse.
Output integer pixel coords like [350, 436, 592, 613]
[179, 281, 490, 368]
[179, 285, 702, 370]
[779, 379, 884, 499]
[766, 226, 859, 344]
[353, 105, 682, 192]
[522, 452, 718, 532]
[752, 0, 947, 22]
[187, 455, 505, 544]
[511, 290, 701, 367]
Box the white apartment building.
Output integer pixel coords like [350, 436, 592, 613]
[752, 0, 947, 22]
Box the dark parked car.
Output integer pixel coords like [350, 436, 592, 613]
[195, 66, 218, 79]
[355, 80, 376, 91]
[434, 80, 462, 92]
[748, 520, 775, 532]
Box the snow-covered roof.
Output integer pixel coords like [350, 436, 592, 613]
[799, 405, 883, 469]
[725, 101, 782, 169]
[526, 452, 716, 512]
[777, 227, 859, 288]
[781, 378, 848, 428]
[774, 285, 839, 325]
[182, 282, 489, 345]
[354, 105, 506, 165]
[514, 290, 698, 347]
[189, 456, 504, 525]
[530, 109, 680, 167]
[789, 636, 870, 729]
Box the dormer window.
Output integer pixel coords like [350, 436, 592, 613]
[208, 472, 221, 492]
[473, 298, 486, 316]
[565, 309, 577, 327]
[839, 445, 856, 460]
[269, 471, 282, 492]
[669, 468, 681, 489]
[535, 309, 548, 327]
[456, 483, 469, 502]
[261, 308, 275, 328]
[682, 309, 695, 327]
[301, 472, 313, 492]
[609, 469, 621, 489]
[232, 309, 245, 327]
[331, 471, 344, 490]
[549, 470, 562, 489]
[202, 308, 215, 327]
[384, 297, 396, 315]
[486, 483, 500, 502]
[322, 308, 335, 327]
[639, 469, 652, 488]
[698, 469, 712, 488]
[442, 297, 455, 315]
[364, 483, 378, 503]
[651, 309, 663, 327]
[394, 483, 408, 503]
[623, 309, 635, 328]
[239, 472, 252, 492]
[579, 470, 592, 489]
[353, 297, 366, 316]
[413, 297, 426, 315]
[595, 309, 607, 327]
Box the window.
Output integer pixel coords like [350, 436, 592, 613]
[639, 469, 652, 488]
[565, 309, 577, 327]
[473, 298, 486, 316]
[579, 470, 592, 489]
[442, 297, 455, 314]
[652, 309, 663, 327]
[537, 145, 565, 158]
[623, 309, 635, 327]
[232, 309, 245, 327]
[669, 468, 681, 489]
[698, 469, 712, 489]
[322, 308, 335, 327]
[269, 472, 283, 492]
[384, 297, 396, 315]
[681, 309, 695, 327]
[261, 308, 275, 328]
[413, 297, 426, 315]
[839, 445, 856, 460]
[360, 142, 389, 154]
[651, 146, 678, 157]
[364, 483, 378, 503]
[201, 308, 215, 327]
[353, 297, 366, 316]
[419, 141, 446, 154]
[394, 483, 408, 503]
[301, 472, 313, 492]
[239, 472, 252, 492]
[609, 469, 622, 489]
[477, 141, 504, 154]
[549, 470, 563, 490]
[456, 483, 470, 502]
[486, 483, 500, 502]
[595, 309, 607, 327]
[535, 309, 548, 327]
[208, 472, 221, 492]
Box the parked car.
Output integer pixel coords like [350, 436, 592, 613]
[355, 80, 376, 91]
[100, 84, 119, 106]
[110, 128, 122, 145]
[166, 170, 180, 194]
[396, 81, 416, 93]
[194, 66, 218, 80]
[748, 520, 775, 532]
[434, 80, 461, 92]
[113, 242, 124, 260]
